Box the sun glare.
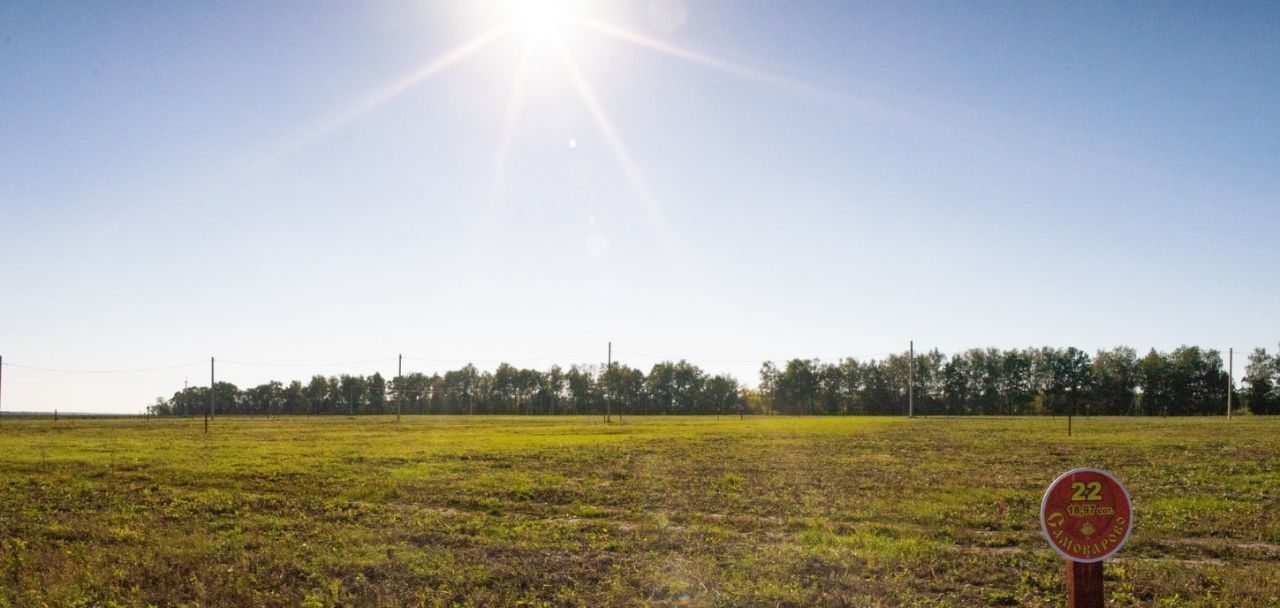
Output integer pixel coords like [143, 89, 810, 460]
[505, 0, 567, 40]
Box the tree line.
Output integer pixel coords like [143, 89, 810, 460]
[150, 345, 1280, 417]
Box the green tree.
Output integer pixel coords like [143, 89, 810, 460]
[443, 364, 480, 414]
[1034, 347, 1092, 416]
[366, 373, 387, 415]
[883, 353, 911, 414]
[648, 362, 677, 415]
[859, 361, 895, 415]
[918, 349, 947, 416]
[998, 349, 1033, 415]
[565, 364, 598, 415]
[758, 361, 780, 415]
[494, 363, 521, 414]
[671, 360, 706, 414]
[211, 381, 240, 416]
[1137, 349, 1173, 415]
[243, 381, 282, 415]
[1092, 347, 1137, 415]
[304, 376, 329, 414]
[282, 380, 306, 415]
[1167, 346, 1228, 415]
[542, 365, 565, 415]
[517, 368, 542, 415]
[337, 375, 366, 415]
[816, 362, 844, 415]
[602, 364, 644, 416]
[704, 374, 741, 417]
[777, 359, 819, 415]
[942, 355, 970, 416]
[168, 386, 207, 417]
[1243, 347, 1278, 415]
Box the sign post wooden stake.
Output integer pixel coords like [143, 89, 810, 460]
[1066, 560, 1104, 608]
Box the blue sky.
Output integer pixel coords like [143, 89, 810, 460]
[2, 1, 1278, 412]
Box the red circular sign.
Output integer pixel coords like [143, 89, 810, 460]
[1040, 468, 1133, 562]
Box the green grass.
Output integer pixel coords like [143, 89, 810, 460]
[0, 415, 1277, 607]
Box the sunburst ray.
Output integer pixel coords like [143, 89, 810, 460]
[247, 23, 514, 175]
[488, 36, 536, 202]
[551, 33, 675, 250]
[568, 16, 884, 114]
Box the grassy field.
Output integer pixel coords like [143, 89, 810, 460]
[0, 415, 1276, 607]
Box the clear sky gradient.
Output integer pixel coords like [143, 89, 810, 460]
[2, 1, 1278, 412]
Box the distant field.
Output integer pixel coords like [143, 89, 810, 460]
[0, 416, 1276, 607]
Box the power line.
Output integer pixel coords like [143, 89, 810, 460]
[401, 353, 599, 364]
[613, 351, 901, 364]
[0, 361, 205, 374]
[0, 349, 913, 377]
[614, 351, 763, 364]
[218, 358, 397, 368]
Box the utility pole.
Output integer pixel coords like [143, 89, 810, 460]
[397, 353, 402, 423]
[1, 354, 4, 422]
[1227, 347, 1233, 419]
[605, 341, 611, 423]
[206, 356, 214, 434]
[908, 340, 915, 418]
[615, 343, 622, 423]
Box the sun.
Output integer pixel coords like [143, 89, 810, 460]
[500, 0, 568, 40]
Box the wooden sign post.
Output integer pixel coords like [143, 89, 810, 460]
[1040, 468, 1133, 608]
